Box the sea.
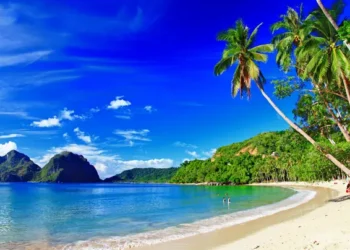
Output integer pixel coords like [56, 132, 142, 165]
[0, 183, 315, 249]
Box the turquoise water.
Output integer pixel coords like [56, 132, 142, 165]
[0, 183, 296, 247]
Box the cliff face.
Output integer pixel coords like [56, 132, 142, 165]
[35, 152, 101, 183]
[0, 150, 41, 182]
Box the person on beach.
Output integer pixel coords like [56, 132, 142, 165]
[346, 181, 350, 194]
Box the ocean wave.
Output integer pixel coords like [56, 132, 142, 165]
[62, 189, 316, 250]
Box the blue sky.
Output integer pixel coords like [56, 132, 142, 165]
[0, 0, 348, 178]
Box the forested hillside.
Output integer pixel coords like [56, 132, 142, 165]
[171, 131, 350, 184]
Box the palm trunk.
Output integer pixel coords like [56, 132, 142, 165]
[315, 83, 350, 142]
[316, 0, 350, 51]
[341, 73, 350, 106]
[256, 83, 350, 176]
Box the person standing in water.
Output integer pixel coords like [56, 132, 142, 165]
[228, 197, 231, 203]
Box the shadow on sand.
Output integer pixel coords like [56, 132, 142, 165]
[329, 195, 350, 203]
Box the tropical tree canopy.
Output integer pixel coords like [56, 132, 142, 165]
[214, 20, 273, 98]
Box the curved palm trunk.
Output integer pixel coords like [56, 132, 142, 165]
[313, 82, 350, 142]
[341, 73, 350, 106]
[316, 0, 350, 51]
[256, 83, 350, 176]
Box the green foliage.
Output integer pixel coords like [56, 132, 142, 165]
[35, 152, 101, 183]
[105, 168, 178, 183]
[338, 20, 350, 42]
[214, 20, 273, 98]
[171, 131, 344, 184]
[0, 150, 41, 182]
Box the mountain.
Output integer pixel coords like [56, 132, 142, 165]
[171, 130, 342, 184]
[0, 150, 41, 182]
[104, 168, 178, 183]
[35, 152, 101, 183]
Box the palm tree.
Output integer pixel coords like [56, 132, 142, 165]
[214, 20, 350, 176]
[316, 0, 350, 51]
[272, 5, 350, 142]
[298, 9, 350, 106]
[271, 5, 310, 72]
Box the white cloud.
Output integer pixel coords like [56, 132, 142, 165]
[31, 116, 61, 127]
[203, 149, 217, 157]
[0, 141, 17, 156]
[34, 144, 120, 168]
[63, 133, 69, 139]
[116, 159, 174, 172]
[186, 150, 200, 158]
[114, 129, 150, 145]
[107, 96, 131, 110]
[90, 107, 100, 113]
[174, 141, 197, 149]
[144, 105, 156, 113]
[60, 108, 85, 121]
[74, 127, 92, 144]
[0, 50, 52, 67]
[115, 115, 131, 120]
[0, 134, 25, 139]
[95, 162, 108, 173]
[34, 143, 173, 179]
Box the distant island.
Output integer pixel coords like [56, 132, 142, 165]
[0, 130, 343, 184]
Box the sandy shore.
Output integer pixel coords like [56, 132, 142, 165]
[138, 181, 348, 250]
[215, 182, 350, 250]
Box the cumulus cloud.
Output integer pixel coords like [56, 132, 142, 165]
[116, 159, 174, 172]
[31, 108, 87, 128]
[114, 129, 150, 145]
[174, 141, 197, 149]
[144, 105, 156, 113]
[60, 108, 85, 121]
[0, 141, 17, 156]
[108, 96, 131, 110]
[74, 127, 92, 144]
[203, 149, 217, 157]
[90, 107, 100, 113]
[31, 116, 61, 127]
[34, 143, 173, 179]
[63, 133, 69, 139]
[0, 133, 25, 139]
[186, 150, 200, 158]
[34, 144, 120, 168]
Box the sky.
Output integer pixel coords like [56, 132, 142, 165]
[0, 0, 348, 179]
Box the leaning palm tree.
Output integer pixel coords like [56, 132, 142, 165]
[271, 5, 310, 72]
[316, 0, 350, 50]
[298, 9, 350, 105]
[214, 20, 350, 176]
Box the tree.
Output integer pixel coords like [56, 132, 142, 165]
[272, 5, 350, 142]
[316, 0, 350, 50]
[271, 5, 310, 72]
[298, 7, 350, 106]
[214, 20, 350, 176]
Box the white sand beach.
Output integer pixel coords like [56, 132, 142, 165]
[215, 181, 350, 250]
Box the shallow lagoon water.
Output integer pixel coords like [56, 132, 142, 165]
[0, 183, 297, 246]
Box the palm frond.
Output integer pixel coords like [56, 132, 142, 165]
[214, 56, 237, 76]
[250, 44, 274, 53]
[247, 23, 263, 47]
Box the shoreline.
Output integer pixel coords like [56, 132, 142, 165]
[137, 183, 338, 250]
[3, 182, 345, 250]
